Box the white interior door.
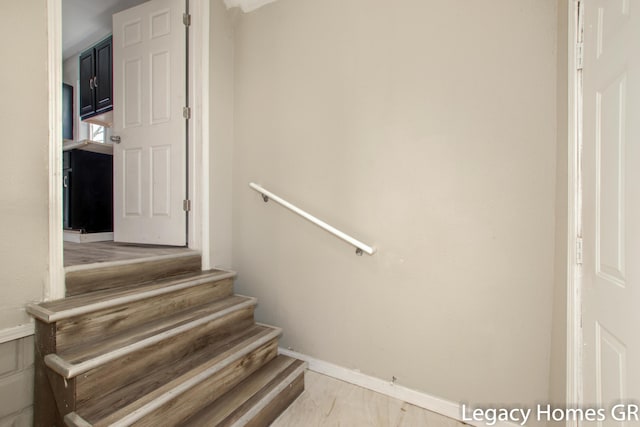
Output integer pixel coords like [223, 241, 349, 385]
[112, 0, 186, 246]
[581, 0, 640, 418]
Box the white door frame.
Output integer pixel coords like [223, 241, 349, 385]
[46, 0, 211, 300]
[566, 0, 582, 417]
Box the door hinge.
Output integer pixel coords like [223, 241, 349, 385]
[576, 237, 583, 265]
[183, 199, 192, 212]
[183, 13, 191, 27]
[580, 311, 583, 328]
[183, 106, 191, 120]
[576, 42, 584, 70]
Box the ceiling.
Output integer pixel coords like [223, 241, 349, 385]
[62, 0, 149, 60]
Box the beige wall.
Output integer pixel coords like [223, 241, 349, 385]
[549, 0, 570, 411]
[0, 1, 49, 329]
[0, 2, 49, 421]
[232, 0, 558, 411]
[0, 1, 49, 420]
[208, 1, 236, 269]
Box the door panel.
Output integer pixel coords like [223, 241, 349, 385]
[79, 49, 95, 117]
[113, 0, 186, 245]
[150, 50, 171, 124]
[595, 72, 626, 287]
[123, 148, 143, 217]
[582, 0, 640, 418]
[123, 58, 142, 128]
[151, 145, 171, 216]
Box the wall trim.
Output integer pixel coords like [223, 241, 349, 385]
[278, 348, 519, 427]
[191, 0, 211, 269]
[47, 0, 65, 300]
[0, 323, 35, 344]
[566, 0, 581, 420]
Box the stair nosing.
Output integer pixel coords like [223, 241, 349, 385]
[228, 360, 307, 427]
[27, 270, 237, 323]
[44, 296, 258, 379]
[64, 251, 201, 274]
[64, 326, 283, 427]
[65, 412, 92, 427]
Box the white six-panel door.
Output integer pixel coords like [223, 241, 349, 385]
[112, 0, 186, 245]
[582, 0, 640, 419]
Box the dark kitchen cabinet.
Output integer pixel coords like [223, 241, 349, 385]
[63, 152, 71, 228]
[63, 150, 113, 233]
[79, 36, 113, 119]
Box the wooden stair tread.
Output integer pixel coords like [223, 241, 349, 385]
[45, 295, 256, 378]
[27, 269, 236, 323]
[183, 355, 306, 427]
[66, 325, 283, 426]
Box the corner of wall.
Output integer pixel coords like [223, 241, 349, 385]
[208, 0, 236, 269]
[548, 0, 571, 408]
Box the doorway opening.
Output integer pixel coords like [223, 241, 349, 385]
[48, 0, 210, 297]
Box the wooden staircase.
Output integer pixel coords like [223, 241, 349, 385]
[27, 253, 305, 426]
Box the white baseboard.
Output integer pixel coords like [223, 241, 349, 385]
[278, 348, 520, 427]
[63, 231, 114, 243]
[0, 323, 35, 344]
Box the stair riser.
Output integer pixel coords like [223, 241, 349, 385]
[183, 357, 305, 426]
[74, 306, 256, 411]
[56, 278, 234, 351]
[129, 339, 279, 427]
[236, 373, 304, 427]
[66, 253, 202, 296]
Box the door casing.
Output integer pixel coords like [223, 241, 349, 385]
[46, 0, 211, 299]
[566, 0, 581, 415]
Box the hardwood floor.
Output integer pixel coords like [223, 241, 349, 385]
[64, 241, 195, 267]
[272, 371, 467, 427]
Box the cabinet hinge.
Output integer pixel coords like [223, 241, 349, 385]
[183, 199, 192, 212]
[183, 13, 191, 27]
[576, 42, 584, 70]
[183, 106, 191, 120]
[576, 237, 583, 265]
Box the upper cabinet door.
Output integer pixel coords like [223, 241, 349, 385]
[94, 37, 113, 114]
[79, 36, 113, 120]
[79, 48, 95, 117]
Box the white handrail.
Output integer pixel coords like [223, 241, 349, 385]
[249, 182, 377, 256]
